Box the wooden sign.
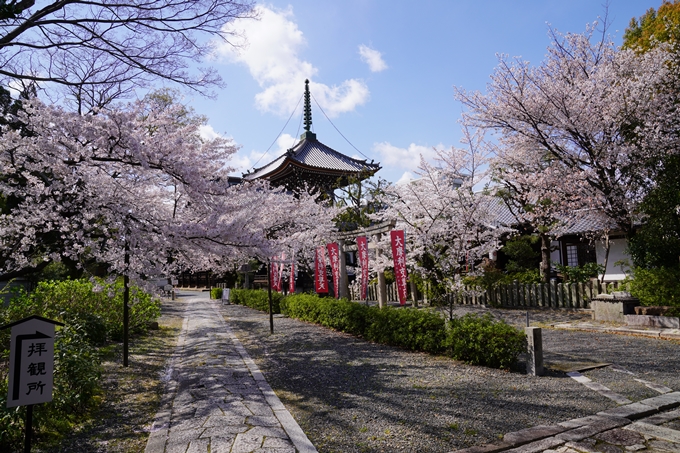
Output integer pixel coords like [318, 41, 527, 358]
[4, 316, 63, 408]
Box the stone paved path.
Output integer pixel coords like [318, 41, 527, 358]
[145, 292, 317, 453]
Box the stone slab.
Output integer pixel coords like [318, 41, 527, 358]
[598, 402, 658, 420]
[625, 314, 680, 329]
[504, 425, 568, 447]
[557, 417, 630, 442]
[625, 422, 680, 444]
[504, 437, 565, 453]
[639, 408, 680, 426]
[638, 392, 680, 411]
[449, 441, 514, 453]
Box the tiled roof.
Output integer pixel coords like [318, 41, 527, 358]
[244, 134, 380, 181]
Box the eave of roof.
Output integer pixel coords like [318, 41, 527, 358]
[244, 135, 380, 181]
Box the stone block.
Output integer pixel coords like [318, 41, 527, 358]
[625, 422, 680, 444]
[525, 327, 544, 376]
[448, 442, 514, 453]
[634, 306, 673, 316]
[638, 392, 680, 412]
[505, 437, 565, 453]
[504, 425, 568, 447]
[597, 402, 658, 420]
[592, 298, 640, 323]
[625, 314, 680, 329]
[557, 417, 629, 442]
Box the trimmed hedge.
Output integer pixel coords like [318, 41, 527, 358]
[231, 289, 284, 313]
[210, 287, 223, 299]
[232, 290, 525, 369]
[445, 313, 527, 369]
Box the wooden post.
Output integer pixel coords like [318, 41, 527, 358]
[375, 233, 386, 308]
[267, 260, 274, 334]
[410, 279, 418, 307]
[123, 240, 130, 368]
[338, 240, 349, 299]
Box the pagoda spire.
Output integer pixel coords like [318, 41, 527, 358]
[300, 79, 316, 140]
[303, 79, 312, 132]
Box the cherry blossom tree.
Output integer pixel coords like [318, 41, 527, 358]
[0, 0, 256, 112]
[456, 24, 680, 240]
[371, 126, 509, 309]
[0, 94, 336, 283]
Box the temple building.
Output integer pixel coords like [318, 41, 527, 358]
[243, 79, 380, 195]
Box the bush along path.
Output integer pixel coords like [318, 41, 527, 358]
[220, 293, 680, 453]
[227, 290, 527, 370]
[0, 278, 164, 452]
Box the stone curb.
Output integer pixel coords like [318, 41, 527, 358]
[210, 300, 318, 453]
[552, 323, 680, 340]
[448, 397, 680, 453]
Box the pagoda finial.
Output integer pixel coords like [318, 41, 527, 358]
[303, 79, 312, 132]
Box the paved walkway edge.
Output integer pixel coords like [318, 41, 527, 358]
[209, 300, 319, 453]
[145, 306, 189, 453]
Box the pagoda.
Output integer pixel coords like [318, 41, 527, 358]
[243, 80, 381, 194]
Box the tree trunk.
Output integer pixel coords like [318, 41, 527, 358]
[540, 233, 551, 283]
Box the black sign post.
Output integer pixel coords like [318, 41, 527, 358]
[1, 315, 64, 453]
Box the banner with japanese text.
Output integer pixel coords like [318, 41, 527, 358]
[278, 252, 286, 292]
[326, 242, 341, 298]
[270, 258, 279, 291]
[356, 236, 369, 300]
[289, 259, 296, 294]
[390, 230, 408, 305]
[314, 246, 328, 293]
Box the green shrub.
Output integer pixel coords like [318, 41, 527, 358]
[0, 318, 101, 451]
[231, 289, 283, 313]
[445, 313, 526, 369]
[364, 306, 445, 354]
[628, 266, 680, 313]
[7, 279, 161, 342]
[210, 287, 223, 299]
[283, 293, 446, 354]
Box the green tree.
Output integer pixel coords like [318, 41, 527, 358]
[623, 1, 680, 50]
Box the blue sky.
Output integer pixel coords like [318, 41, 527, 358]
[189, 0, 660, 184]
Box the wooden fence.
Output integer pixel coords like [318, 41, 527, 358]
[349, 280, 629, 309]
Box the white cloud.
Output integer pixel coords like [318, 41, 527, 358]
[217, 5, 369, 117]
[372, 142, 442, 170]
[358, 45, 387, 72]
[396, 171, 416, 185]
[198, 124, 222, 142]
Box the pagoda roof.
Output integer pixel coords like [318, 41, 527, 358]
[244, 131, 380, 182]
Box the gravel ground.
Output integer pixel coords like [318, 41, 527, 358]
[221, 303, 680, 453]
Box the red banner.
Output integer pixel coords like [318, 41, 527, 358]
[390, 230, 408, 305]
[356, 236, 369, 300]
[314, 246, 328, 293]
[327, 243, 341, 298]
[278, 252, 286, 293]
[289, 259, 296, 294]
[270, 258, 279, 291]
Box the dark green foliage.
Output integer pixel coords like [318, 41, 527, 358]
[445, 313, 526, 369]
[628, 267, 680, 313]
[210, 287, 223, 299]
[628, 155, 680, 269]
[363, 306, 446, 354]
[0, 278, 160, 450]
[231, 289, 284, 313]
[502, 235, 540, 274]
[0, 322, 101, 451]
[7, 278, 161, 341]
[284, 294, 446, 352]
[233, 290, 525, 368]
[553, 262, 604, 283]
